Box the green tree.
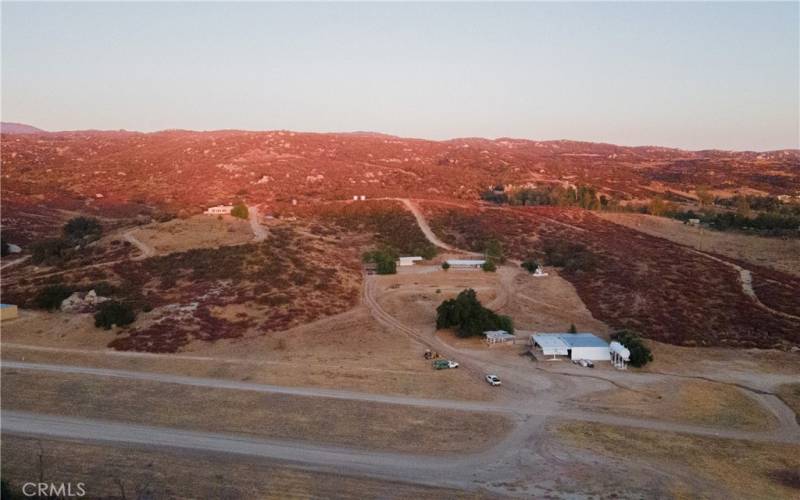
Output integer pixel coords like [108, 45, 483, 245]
[521, 260, 539, 273]
[568, 323, 577, 333]
[34, 284, 73, 310]
[441, 261, 450, 271]
[94, 301, 136, 329]
[363, 249, 397, 275]
[63, 216, 102, 241]
[435, 289, 513, 338]
[484, 239, 505, 263]
[482, 259, 497, 272]
[231, 202, 249, 219]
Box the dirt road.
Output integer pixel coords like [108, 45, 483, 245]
[123, 230, 155, 259]
[249, 205, 268, 242]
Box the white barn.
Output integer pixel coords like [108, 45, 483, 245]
[531, 333, 610, 361]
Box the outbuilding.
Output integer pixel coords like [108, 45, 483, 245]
[1, 304, 19, 321]
[484, 330, 516, 345]
[446, 259, 486, 270]
[531, 333, 610, 361]
[204, 205, 233, 215]
[398, 256, 423, 266]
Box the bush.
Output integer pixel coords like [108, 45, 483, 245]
[231, 202, 249, 220]
[482, 260, 497, 272]
[441, 261, 450, 271]
[521, 259, 539, 273]
[363, 249, 397, 275]
[611, 330, 653, 367]
[543, 240, 596, 273]
[94, 301, 136, 329]
[436, 289, 513, 338]
[484, 239, 505, 263]
[34, 284, 73, 310]
[30, 237, 74, 265]
[64, 216, 102, 241]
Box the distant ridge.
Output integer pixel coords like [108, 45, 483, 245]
[1, 122, 46, 134]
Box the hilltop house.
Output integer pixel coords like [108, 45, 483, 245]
[204, 205, 233, 215]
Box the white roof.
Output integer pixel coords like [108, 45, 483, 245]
[399, 256, 423, 261]
[484, 330, 514, 340]
[532, 334, 570, 355]
[446, 259, 486, 266]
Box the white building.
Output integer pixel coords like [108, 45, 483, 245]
[484, 330, 515, 345]
[446, 259, 486, 270]
[398, 256, 424, 266]
[204, 205, 233, 215]
[531, 333, 611, 361]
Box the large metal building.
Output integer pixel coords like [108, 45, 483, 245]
[531, 333, 611, 361]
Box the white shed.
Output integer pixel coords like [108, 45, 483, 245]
[204, 205, 233, 215]
[446, 259, 486, 270]
[398, 256, 423, 266]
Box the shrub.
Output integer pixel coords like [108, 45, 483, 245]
[521, 260, 539, 273]
[231, 202, 249, 220]
[94, 301, 136, 329]
[543, 240, 596, 272]
[568, 323, 577, 333]
[441, 261, 450, 271]
[484, 239, 505, 263]
[611, 330, 653, 367]
[482, 260, 497, 272]
[91, 281, 116, 296]
[64, 216, 102, 241]
[34, 284, 73, 310]
[436, 289, 513, 338]
[31, 238, 74, 265]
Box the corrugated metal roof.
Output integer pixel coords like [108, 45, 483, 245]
[446, 259, 486, 266]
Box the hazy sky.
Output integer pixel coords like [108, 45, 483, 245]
[2, 2, 798, 150]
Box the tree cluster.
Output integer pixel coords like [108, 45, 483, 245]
[363, 249, 397, 274]
[231, 202, 249, 220]
[482, 184, 607, 210]
[436, 289, 513, 338]
[94, 300, 137, 329]
[542, 240, 596, 273]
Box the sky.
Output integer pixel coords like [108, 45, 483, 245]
[2, 2, 798, 151]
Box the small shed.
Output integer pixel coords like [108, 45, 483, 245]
[1, 304, 19, 321]
[398, 256, 423, 266]
[484, 330, 515, 345]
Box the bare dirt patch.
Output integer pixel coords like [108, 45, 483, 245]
[556, 421, 800, 499]
[1, 369, 512, 454]
[776, 383, 800, 423]
[0, 436, 487, 499]
[575, 379, 778, 431]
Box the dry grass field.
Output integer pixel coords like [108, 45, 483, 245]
[0, 436, 488, 499]
[557, 421, 800, 499]
[129, 214, 254, 254]
[1, 368, 511, 454]
[1, 306, 494, 401]
[575, 379, 778, 431]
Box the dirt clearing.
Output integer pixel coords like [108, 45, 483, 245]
[1, 369, 513, 454]
[129, 214, 254, 254]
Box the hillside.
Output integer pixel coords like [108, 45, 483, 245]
[1, 130, 798, 242]
[0, 122, 46, 134]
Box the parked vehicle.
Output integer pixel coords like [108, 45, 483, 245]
[572, 359, 594, 368]
[433, 359, 459, 369]
[485, 374, 502, 386]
